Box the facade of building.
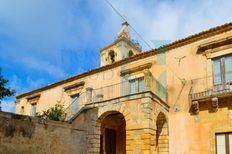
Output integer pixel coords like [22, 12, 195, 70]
[15, 22, 232, 154]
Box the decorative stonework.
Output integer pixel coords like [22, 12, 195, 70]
[120, 63, 152, 76]
[118, 21, 131, 40]
[84, 92, 170, 154]
[64, 81, 84, 96]
[192, 101, 199, 114]
[26, 94, 40, 104]
[211, 97, 219, 112]
[144, 68, 152, 86]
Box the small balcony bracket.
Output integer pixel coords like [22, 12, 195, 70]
[192, 101, 199, 114]
[211, 97, 218, 112]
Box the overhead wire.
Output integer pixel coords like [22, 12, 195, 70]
[104, 0, 185, 82]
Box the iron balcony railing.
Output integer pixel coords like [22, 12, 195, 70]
[190, 76, 232, 100]
[65, 75, 167, 120]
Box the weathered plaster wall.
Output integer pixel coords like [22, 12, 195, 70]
[166, 29, 232, 154]
[0, 112, 86, 154]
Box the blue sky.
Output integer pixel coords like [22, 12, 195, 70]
[1, 0, 232, 112]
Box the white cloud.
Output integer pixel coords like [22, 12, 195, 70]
[0, 0, 232, 77]
[100, 0, 232, 50]
[19, 56, 67, 78]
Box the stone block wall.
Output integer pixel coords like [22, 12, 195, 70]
[0, 112, 86, 154]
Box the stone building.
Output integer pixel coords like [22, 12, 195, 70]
[13, 22, 232, 154]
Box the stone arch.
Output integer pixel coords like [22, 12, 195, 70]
[87, 103, 131, 154]
[98, 111, 126, 154]
[156, 112, 169, 153]
[97, 103, 131, 122]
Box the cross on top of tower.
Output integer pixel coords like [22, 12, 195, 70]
[117, 21, 131, 40]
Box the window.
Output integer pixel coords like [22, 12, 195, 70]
[71, 94, 80, 114]
[20, 106, 24, 114]
[109, 51, 115, 63]
[216, 133, 232, 154]
[31, 103, 37, 116]
[129, 79, 136, 94]
[213, 54, 232, 84]
[129, 77, 144, 94]
[138, 78, 144, 92]
[128, 50, 134, 57]
[225, 56, 232, 82]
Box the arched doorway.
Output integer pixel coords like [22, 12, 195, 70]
[100, 111, 126, 154]
[156, 112, 169, 153]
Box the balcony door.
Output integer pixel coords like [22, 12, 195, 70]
[129, 77, 144, 94]
[216, 133, 232, 154]
[213, 55, 232, 92]
[71, 94, 80, 115]
[213, 54, 232, 84]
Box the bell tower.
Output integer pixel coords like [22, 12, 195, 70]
[100, 22, 141, 66]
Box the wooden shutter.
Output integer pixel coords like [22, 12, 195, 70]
[216, 134, 226, 154]
[138, 77, 144, 92]
[225, 56, 232, 82]
[31, 104, 37, 116]
[129, 79, 136, 94]
[71, 94, 80, 114]
[213, 59, 223, 84]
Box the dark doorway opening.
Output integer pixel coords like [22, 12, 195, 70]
[100, 112, 126, 154]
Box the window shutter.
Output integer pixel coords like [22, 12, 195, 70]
[71, 94, 80, 114]
[216, 134, 226, 154]
[229, 134, 232, 154]
[225, 56, 232, 82]
[138, 78, 144, 92]
[31, 104, 37, 116]
[213, 59, 222, 84]
[129, 80, 136, 94]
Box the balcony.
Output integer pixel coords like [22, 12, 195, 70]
[65, 75, 168, 120]
[190, 76, 232, 114]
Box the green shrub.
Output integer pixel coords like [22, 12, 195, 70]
[40, 104, 66, 121]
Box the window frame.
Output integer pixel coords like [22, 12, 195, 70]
[31, 103, 37, 117]
[129, 77, 144, 94]
[212, 54, 232, 85]
[70, 93, 80, 114]
[215, 132, 232, 154]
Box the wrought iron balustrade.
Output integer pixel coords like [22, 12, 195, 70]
[190, 76, 232, 100]
[65, 75, 167, 120]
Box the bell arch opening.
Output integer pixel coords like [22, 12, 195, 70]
[99, 111, 126, 154]
[109, 51, 116, 63]
[156, 112, 169, 153]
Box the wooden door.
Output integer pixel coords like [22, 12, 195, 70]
[105, 128, 116, 154]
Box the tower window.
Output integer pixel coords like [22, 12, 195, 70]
[109, 51, 115, 63]
[128, 50, 134, 57]
[20, 106, 24, 114]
